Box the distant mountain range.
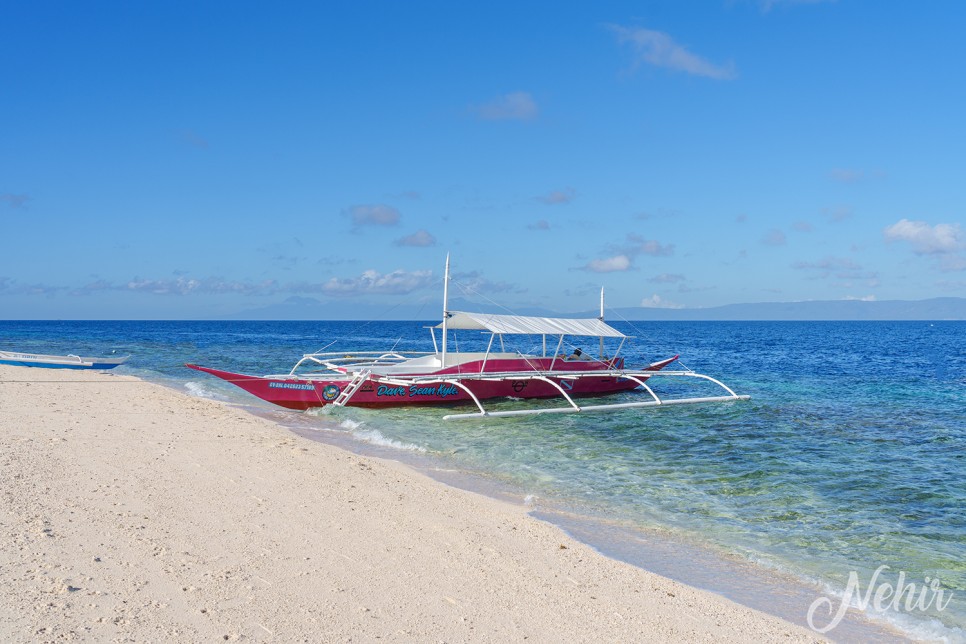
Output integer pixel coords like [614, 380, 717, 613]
[604, 297, 966, 321]
[225, 296, 966, 321]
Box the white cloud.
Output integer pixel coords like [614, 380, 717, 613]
[537, 188, 576, 205]
[791, 256, 874, 281]
[585, 255, 631, 273]
[177, 128, 208, 149]
[118, 277, 279, 296]
[937, 278, 966, 291]
[0, 277, 65, 295]
[8, 271, 439, 300]
[939, 256, 966, 272]
[648, 273, 686, 284]
[319, 269, 434, 297]
[395, 229, 437, 247]
[345, 204, 401, 227]
[829, 168, 864, 184]
[823, 206, 852, 222]
[640, 294, 684, 309]
[792, 256, 861, 272]
[760, 0, 837, 13]
[473, 91, 538, 121]
[583, 235, 674, 274]
[1, 193, 29, 208]
[627, 235, 674, 257]
[762, 229, 787, 246]
[452, 271, 520, 295]
[528, 219, 551, 231]
[884, 219, 963, 255]
[7, 275, 280, 297]
[610, 25, 736, 80]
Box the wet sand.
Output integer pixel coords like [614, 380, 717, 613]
[0, 365, 822, 641]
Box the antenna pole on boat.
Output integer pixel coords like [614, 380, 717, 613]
[441, 253, 450, 367]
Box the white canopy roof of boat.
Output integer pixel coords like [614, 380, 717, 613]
[438, 311, 626, 338]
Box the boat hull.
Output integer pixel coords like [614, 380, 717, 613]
[0, 351, 129, 370]
[186, 356, 678, 411]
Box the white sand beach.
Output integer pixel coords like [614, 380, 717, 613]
[0, 365, 822, 642]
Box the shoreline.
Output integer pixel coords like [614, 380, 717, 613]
[274, 405, 908, 642]
[0, 365, 841, 640]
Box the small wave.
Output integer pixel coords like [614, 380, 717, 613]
[350, 428, 426, 453]
[184, 380, 225, 400]
[877, 611, 965, 644]
[340, 419, 363, 431]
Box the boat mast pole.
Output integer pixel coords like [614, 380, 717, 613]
[441, 254, 450, 368]
[599, 287, 605, 358]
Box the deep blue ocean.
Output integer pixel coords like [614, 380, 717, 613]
[2, 319, 963, 641]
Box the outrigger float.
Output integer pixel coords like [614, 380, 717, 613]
[187, 257, 749, 420]
[0, 350, 128, 370]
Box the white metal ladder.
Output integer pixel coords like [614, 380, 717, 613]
[331, 370, 371, 407]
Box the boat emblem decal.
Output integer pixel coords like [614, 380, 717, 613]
[321, 384, 341, 401]
[512, 381, 527, 393]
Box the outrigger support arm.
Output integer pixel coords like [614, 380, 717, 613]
[444, 379, 487, 415]
[616, 373, 661, 404]
[659, 371, 744, 398]
[441, 369, 750, 420]
[532, 376, 581, 411]
[443, 393, 750, 420]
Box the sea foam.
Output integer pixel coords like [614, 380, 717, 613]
[349, 427, 426, 453]
[184, 380, 225, 400]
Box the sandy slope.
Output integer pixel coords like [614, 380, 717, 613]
[0, 365, 822, 642]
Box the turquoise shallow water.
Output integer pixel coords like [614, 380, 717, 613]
[2, 319, 963, 641]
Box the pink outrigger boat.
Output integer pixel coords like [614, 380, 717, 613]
[188, 257, 748, 419]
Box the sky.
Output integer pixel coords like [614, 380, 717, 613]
[2, 0, 965, 320]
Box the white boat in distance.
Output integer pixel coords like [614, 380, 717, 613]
[0, 350, 129, 370]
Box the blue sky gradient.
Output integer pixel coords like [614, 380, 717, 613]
[2, 1, 964, 319]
